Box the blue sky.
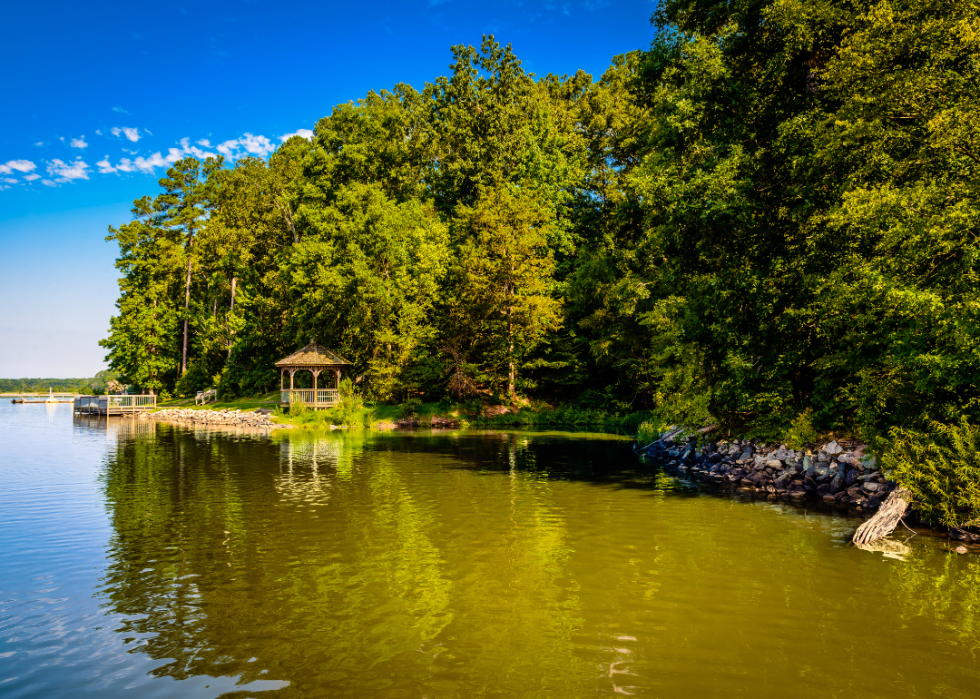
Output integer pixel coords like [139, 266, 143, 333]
[0, 0, 656, 377]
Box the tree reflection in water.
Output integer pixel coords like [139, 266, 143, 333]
[96, 425, 980, 698]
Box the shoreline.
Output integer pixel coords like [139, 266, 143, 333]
[636, 430, 980, 548]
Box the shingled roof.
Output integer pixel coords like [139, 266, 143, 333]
[275, 342, 353, 368]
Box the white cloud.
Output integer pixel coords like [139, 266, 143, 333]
[88, 130, 277, 180]
[241, 133, 274, 156]
[3, 177, 18, 184]
[24, 173, 41, 181]
[116, 148, 185, 174]
[96, 157, 117, 174]
[111, 126, 141, 142]
[213, 133, 276, 159]
[42, 179, 56, 186]
[71, 136, 88, 148]
[95, 129, 102, 136]
[0, 159, 37, 174]
[35, 141, 43, 146]
[216, 138, 240, 158]
[279, 128, 314, 141]
[46, 158, 90, 183]
[113, 106, 130, 114]
[177, 137, 217, 160]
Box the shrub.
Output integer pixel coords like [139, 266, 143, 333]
[784, 409, 818, 450]
[174, 363, 210, 398]
[290, 397, 310, 417]
[336, 378, 371, 428]
[637, 420, 662, 446]
[884, 417, 980, 528]
[399, 397, 423, 419]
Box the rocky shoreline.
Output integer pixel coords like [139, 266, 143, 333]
[635, 429, 980, 546]
[140, 408, 283, 429]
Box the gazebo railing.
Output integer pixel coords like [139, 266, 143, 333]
[281, 389, 340, 407]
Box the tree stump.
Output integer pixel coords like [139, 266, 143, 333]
[853, 487, 912, 545]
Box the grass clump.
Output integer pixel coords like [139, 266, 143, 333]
[475, 404, 653, 433]
[279, 380, 373, 429]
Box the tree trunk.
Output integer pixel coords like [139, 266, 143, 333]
[228, 276, 237, 359]
[181, 232, 195, 374]
[508, 318, 514, 398]
[507, 281, 515, 400]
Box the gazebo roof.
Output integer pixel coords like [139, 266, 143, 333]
[275, 342, 353, 368]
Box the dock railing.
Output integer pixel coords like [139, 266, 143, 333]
[74, 394, 157, 415]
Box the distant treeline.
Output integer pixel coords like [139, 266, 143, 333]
[0, 371, 118, 394]
[102, 0, 980, 447]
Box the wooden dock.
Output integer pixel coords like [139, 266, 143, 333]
[74, 395, 157, 416]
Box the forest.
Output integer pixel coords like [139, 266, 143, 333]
[0, 371, 118, 394]
[102, 0, 980, 451]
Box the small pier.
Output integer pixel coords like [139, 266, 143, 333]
[74, 395, 157, 416]
[6, 392, 75, 404]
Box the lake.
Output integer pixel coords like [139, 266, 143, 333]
[1, 402, 978, 698]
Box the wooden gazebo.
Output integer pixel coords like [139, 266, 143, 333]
[276, 342, 353, 409]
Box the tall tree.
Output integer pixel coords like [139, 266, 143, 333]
[154, 157, 222, 375]
[450, 185, 562, 399]
[101, 197, 180, 395]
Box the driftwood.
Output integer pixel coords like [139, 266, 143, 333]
[853, 487, 912, 545]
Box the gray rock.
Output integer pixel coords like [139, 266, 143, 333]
[825, 440, 843, 455]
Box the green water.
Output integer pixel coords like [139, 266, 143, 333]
[1, 404, 978, 697]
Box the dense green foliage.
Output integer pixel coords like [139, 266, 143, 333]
[884, 419, 980, 527]
[104, 2, 980, 458]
